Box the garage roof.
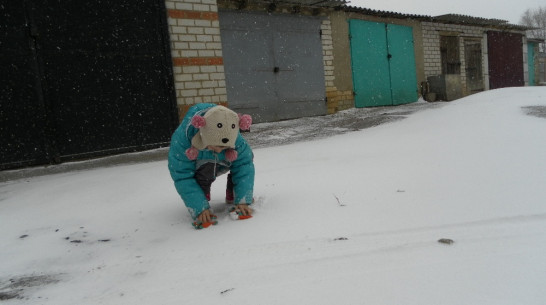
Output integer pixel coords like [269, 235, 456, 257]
[343, 6, 432, 20]
[434, 14, 532, 30]
[247, 0, 347, 8]
[343, 7, 533, 31]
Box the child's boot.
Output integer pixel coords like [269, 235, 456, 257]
[225, 189, 234, 204]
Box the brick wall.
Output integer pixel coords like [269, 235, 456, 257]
[322, 19, 353, 114]
[421, 22, 487, 96]
[165, 0, 345, 119]
[165, 0, 227, 120]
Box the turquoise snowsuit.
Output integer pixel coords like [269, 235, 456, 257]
[168, 103, 255, 219]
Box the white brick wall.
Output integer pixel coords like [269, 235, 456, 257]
[421, 22, 485, 95]
[321, 19, 335, 88]
[165, 0, 227, 114]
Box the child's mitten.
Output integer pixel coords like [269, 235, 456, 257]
[229, 207, 252, 220]
[192, 215, 218, 229]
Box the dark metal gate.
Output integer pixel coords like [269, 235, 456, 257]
[487, 31, 524, 89]
[1, 0, 178, 170]
[219, 11, 326, 123]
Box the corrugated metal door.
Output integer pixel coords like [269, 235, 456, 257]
[219, 11, 326, 123]
[1, 0, 177, 170]
[487, 31, 524, 89]
[34, 0, 177, 159]
[349, 20, 417, 107]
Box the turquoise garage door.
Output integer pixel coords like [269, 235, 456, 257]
[349, 19, 418, 107]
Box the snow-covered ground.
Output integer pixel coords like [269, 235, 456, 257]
[1, 87, 545, 304]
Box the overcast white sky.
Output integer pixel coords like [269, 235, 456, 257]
[347, 0, 544, 24]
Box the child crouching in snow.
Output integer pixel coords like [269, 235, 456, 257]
[168, 104, 255, 229]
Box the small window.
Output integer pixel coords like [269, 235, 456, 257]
[440, 36, 461, 74]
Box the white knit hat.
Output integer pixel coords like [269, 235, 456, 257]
[185, 105, 252, 161]
[190, 106, 240, 149]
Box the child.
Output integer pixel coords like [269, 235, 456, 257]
[168, 103, 254, 228]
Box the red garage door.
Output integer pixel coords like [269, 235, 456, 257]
[487, 31, 524, 89]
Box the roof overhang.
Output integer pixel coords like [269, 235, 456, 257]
[224, 0, 347, 8]
[277, 0, 347, 8]
[341, 8, 533, 31]
[433, 14, 532, 30]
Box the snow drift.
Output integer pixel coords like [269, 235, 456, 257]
[1, 87, 545, 304]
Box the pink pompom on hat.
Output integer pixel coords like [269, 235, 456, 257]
[185, 105, 252, 161]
